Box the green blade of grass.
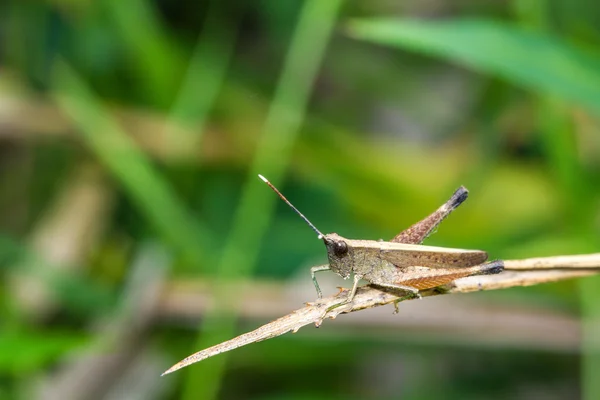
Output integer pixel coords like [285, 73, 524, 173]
[51, 61, 212, 267]
[180, 1, 344, 399]
[104, 0, 185, 106]
[347, 18, 600, 114]
[165, 0, 239, 159]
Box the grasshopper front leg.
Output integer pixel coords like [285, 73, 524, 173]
[310, 264, 330, 298]
[346, 273, 363, 303]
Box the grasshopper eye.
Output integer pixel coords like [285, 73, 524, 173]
[333, 240, 348, 256]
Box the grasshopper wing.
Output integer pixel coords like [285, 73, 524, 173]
[379, 242, 488, 269]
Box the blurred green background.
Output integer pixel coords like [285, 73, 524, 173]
[1, 0, 600, 399]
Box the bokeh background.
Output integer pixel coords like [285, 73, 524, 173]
[1, 1, 600, 399]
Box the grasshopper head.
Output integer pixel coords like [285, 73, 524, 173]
[322, 233, 352, 279]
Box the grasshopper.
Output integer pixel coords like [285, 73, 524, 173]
[259, 175, 503, 303]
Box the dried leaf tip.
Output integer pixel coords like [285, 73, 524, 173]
[161, 364, 182, 376]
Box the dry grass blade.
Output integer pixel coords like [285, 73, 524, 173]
[504, 255, 600, 270]
[161, 253, 600, 375]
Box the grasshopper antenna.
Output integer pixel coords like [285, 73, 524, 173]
[258, 174, 324, 239]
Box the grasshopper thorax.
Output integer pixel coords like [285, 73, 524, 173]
[323, 233, 353, 279]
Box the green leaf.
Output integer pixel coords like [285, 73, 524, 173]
[348, 18, 600, 113]
[51, 61, 212, 267]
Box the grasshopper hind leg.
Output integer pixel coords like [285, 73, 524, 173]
[477, 259, 504, 275]
[372, 281, 422, 300]
[370, 282, 422, 314]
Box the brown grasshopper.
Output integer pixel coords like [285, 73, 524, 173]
[259, 175, 503, 303]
